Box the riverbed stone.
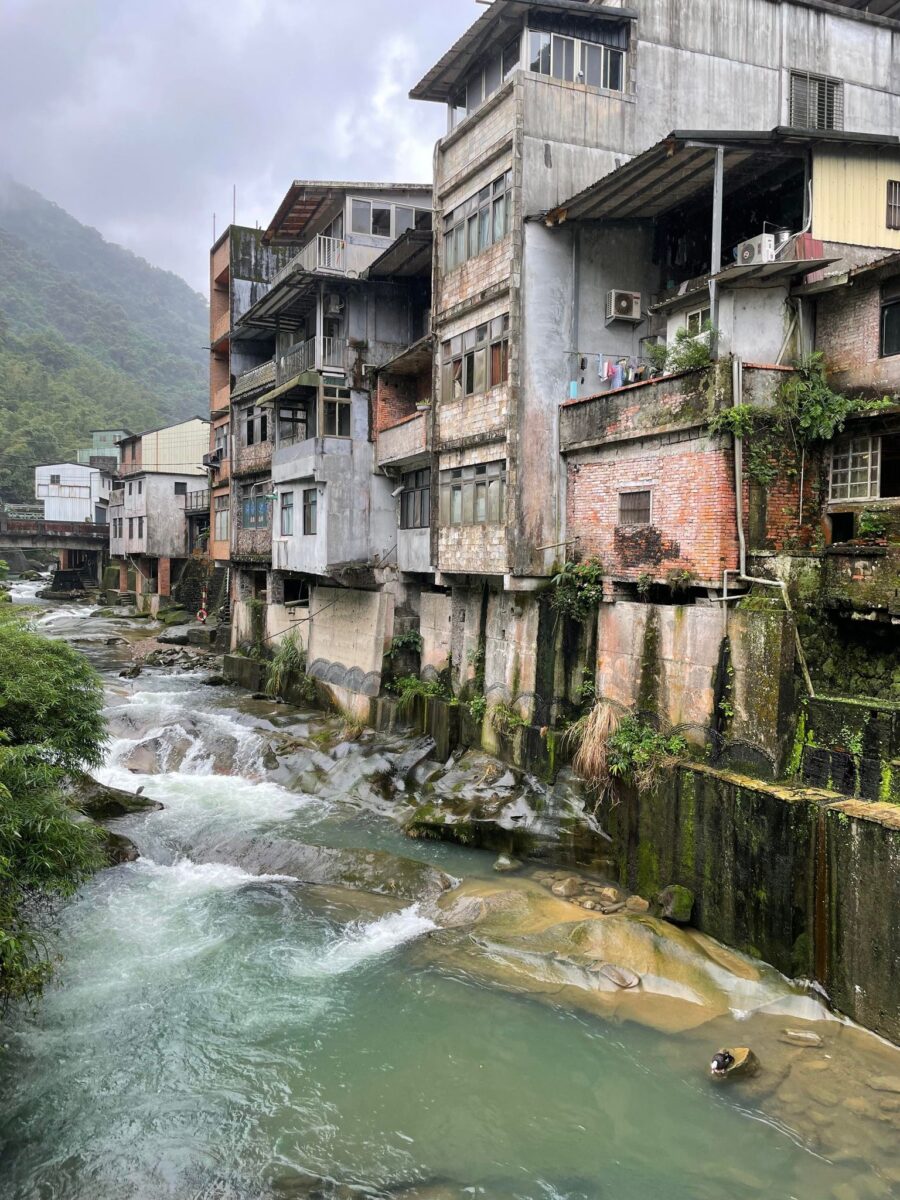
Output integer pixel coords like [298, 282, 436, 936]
[67, 774, 164, 819]
[493, 854, 522, 873]
[551, 877, 583, 898]
[658, 884, 694, 925]
[625, 895, 650, 913]
[867, 1076, 900, 1095]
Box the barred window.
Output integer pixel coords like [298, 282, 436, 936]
[443, 171, 512, 273]
[830, 437, 880, 501]
[441, 315, 509, 402]
[887, 181, 900, 232]
[790, 71, 843, 131]
[618, 490, 652, 525]
[439, 461, 506, 527]
[400, 468, 431, 530]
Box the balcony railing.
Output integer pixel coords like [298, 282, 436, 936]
[272, 236, 390, 288]
[233, 359, 276, 399]
[277, 337, 350, 383]
[185, 490, 210, 513]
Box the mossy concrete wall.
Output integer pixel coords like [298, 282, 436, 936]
[608, 764, 900, 1043]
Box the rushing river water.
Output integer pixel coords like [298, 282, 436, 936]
[0, 585, 898, 1200]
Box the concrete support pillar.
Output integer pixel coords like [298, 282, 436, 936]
[158, 557, 171, 598]
[119, 562, 129, 592]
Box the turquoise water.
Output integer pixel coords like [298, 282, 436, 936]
[0, 592, 895, 1199]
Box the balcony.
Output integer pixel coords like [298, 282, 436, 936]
[271, 235, 390, 287]
[212, 382, 231, 416]
[277, 337, 350, 382]
[211, 307, 231, 345]
[185, 489, 210, 514]
[376, 411, 429, 468]
[233, 359, 276, 399]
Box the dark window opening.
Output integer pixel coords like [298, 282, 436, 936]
[174, 481, 187, 496]
[618, 490, 652, 525]
[252, 571, 267, 600]
[830, 511, 855, 543]
[283, 577, 310, 606]
[882, 296, 900, 358]
[400, 468, 431, 530]
[303, 488, 318, 536]
[882, 433, 900, 499]
[887, 181, 900, 232]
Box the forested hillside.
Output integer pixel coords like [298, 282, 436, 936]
[0, 181, 208, 502]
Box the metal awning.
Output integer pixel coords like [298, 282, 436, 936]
[544, 127, 900, 225]
[235, 273, 317, 332]
[365, 230, 433, 280]
[410, 0, 637, 103]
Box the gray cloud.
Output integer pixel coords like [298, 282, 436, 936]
[0, 0, 472, 292]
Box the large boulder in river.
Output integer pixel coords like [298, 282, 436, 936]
[657, 884, 694, 925]
[66, 773, 163, 819]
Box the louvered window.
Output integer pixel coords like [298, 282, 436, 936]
[790, 71, 843, 130]
[887, 181, 900, 232]
[618, 490, 652, 526]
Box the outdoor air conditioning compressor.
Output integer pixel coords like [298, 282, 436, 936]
[606, 290, 642, 323]
[735, 233, 777, 266]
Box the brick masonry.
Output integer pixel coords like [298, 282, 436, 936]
[817, 273, 900, 396]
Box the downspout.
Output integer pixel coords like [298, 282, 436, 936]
[731, 356, 815, 698]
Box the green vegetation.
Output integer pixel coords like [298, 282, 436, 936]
[0, 609, 107, 1008]
[564, 700, 687, 796]
[391, 675, 449, 717]
[387, 630, 423, 657]
[550, 557, 605, 622]
[490, 701, 528, 739]
[858, 509, 888, 540]
[648, 321, 718, 374]
[0, 182, 207, 501]
[467, 694, 487, 723]
[265, 633, 306, 699]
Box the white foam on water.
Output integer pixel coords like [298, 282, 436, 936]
[293, 905, 436, 979]
[134, 855, 297, 895]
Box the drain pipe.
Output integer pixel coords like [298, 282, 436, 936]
[730, 356, 816, 698]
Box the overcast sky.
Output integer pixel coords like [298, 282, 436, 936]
[0, 0, 475, 295]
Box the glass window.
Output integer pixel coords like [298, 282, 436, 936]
[50, 474, 60, 485]
[280, 491, 294, 536]
[790, 71, 843, 131]
[323, 398, 351, 437]
[400, 468, 431, 530]
[886, 181, 900, 231]
[450, 90, 467, 129]
[137, 516, 144, 539]
[605, 47, 624, 91]
[686, 307, 711, 337]
[503, 34, 521, 80]
[395, 206, 414, 236]
[415, 209, 432, 231]
[618, 491, 652, 525]
[830, 437, 880, 501]
[529, 30, 551, 74]
[552, 35, 575, 82]
[882, 298, 900, 357]
[302, 488, 317, 536]
[484, 55, 502, 98]
[467, 68, 484, 114]
[174, 481, 187, 496]
[278, 406, 307, 447]
[439, 461, 506, 527]
[351, 199, 370, 235]
[214, 496, 230, 542]
[581, 42, 602, 87]
[372, 204, 392, 237]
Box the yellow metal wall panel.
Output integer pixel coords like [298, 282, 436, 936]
[812, 148, 900, 251]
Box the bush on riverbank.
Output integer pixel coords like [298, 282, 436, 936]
[0, 610, 107, 1008]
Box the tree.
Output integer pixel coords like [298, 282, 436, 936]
[0, 612, 107, 1008]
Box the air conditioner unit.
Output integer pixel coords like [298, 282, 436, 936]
[325, 293, 345, 316]
[735, 233, 777, 267]
[606, 290, 642, 323]
[202, 450, 223, 470]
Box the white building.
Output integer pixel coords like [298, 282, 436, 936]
[34, 462, 112, 524]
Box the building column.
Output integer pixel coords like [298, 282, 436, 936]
[158, 557, 171, 597]
[119, 562, 129, 592]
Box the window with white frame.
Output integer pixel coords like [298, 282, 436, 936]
[322, 382, 352, 437]
[443, 171, 512, 273]
[618, 490, 652, 525]
[441, 315, 510, 402]
[830, 436, 880, 501]
[350, 199, 432, 239]
[50, 474, 60, 485]
[528, 29, 625, 91]
[400, 468, 431, 530]
[789, 71, 843, 130]
[686, 306, 711, 337]
[449, 33, 521, 128]
[214, 495, 229, 542]
[439, 461, 506, 526]
[240, 483, 271, 530]
[280, 491, 294, 536]
[244, 405, 268, 447]
[888, 181, 900, 232]
[302, 488, 318, 535]
[214, 424, 229, 458]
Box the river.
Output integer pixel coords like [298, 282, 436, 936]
[0, 583, 897, 1200]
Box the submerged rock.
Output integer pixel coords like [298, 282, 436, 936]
[781, 1029, 825, 1048]
[493, 854, 522, 873]
[104, 830, 140, 865]
[710, 1047, 760, 1081]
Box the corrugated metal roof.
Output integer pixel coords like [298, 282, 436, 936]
[826, 0, 900, 17]
[410, 0, 637, 104]
[544, 127, 900, 224]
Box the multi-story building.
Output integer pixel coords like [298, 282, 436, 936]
[34, 462, 113, 525]
[225, 182, 433, 687]
[117, 418, 209, 478]
[76, 428, 131, 471]
[408, 0, 900, 726]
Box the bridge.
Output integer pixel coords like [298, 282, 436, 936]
[0, 518, 109, 586]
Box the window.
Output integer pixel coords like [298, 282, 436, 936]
[830, 437, 880, 501]
[283, 577, 310, 605]
[244, 405, 268, 446]
[138, 480, 143, 495]
[280, 491, 294, 536]
[686, 306, 711, 337]
[174, 481, 187, 496]
[439, 461, 506, 527]
[214, 496, 230, 542]
[400, 468, 431, 530]
[790, 71, 843, 130]
[618, 490, 652, 525]
[443, 171, 512, 272]
[888, 181, 900, 232]
[372, 204, 392, 238]
[442, 315, 510, 400]
[303, 488, 317, 536]
[882, 285, 900, 357]
[350, 199, 432, 238]
[214, 425, 229, 457]
[240, 483, 271, 530]
[278, 406, 307, 447]
[128, 482, 133, 496]
[50, 474, 60, 485]
[323, 382, 352, 437]
[137, 516, 144, 539]
[128, 517, 134, 539]
[529, 28, 625, 92]
[449, 33, 522, 127]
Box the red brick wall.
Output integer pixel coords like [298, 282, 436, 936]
[742, 438, 824, 553]
[118, 563, 129, 591]
[566, 442, 740, 584]
[158, 556, 171, 598]
[375, 373, 417, 434]
[816, 276, 900, 395]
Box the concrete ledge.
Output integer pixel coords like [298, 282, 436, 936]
[223, 654, 266, 693]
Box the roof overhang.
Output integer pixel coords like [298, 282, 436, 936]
[263, 181, 432, 244]
[410, 0, 637, 104]
[365, 230, 433, 280]
[543, 127, 900, 224]
[375, 335, 434, 377]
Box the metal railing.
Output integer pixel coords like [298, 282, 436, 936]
[276, 337, 349, 383]
[272, 235, 347, 288]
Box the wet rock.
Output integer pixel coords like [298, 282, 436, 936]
[551, 877, 582, 898]
[657, 884, 694, 925]
[625, 895, 650, 914]
[393, 735, 437, 780]
[157, 627, 193, 645]
[867, 1076, 900, 1095]
[493, 854, 522, 873]
[67, 774, 164, 819]
[781, 1028, 825, 1048]
[105, 636, 128, 646]
[202, 675, 228, 687]
[104, 831, 140, 865]
[124, 743, 160, 774]
[594, 885, 625, 904]
[119, 663, 143, 679]
[591, 962, 641, 990]
[710, 1047, 760, 1081]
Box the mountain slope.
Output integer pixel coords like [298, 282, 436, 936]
[0, 181, 209, 502]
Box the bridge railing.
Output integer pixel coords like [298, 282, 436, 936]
[0, 518, 110, 539]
